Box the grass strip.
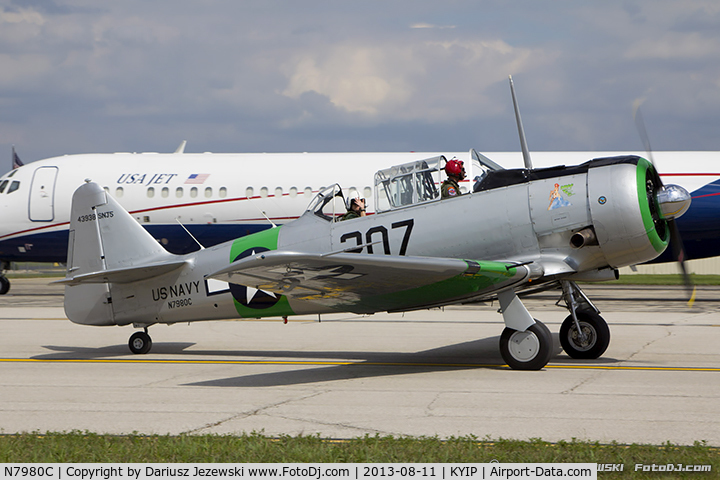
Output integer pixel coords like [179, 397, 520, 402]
[598, 274, 720, 285]
[1, 433, 718, 475]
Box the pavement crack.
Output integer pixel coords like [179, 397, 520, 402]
[626, 329, 673, 362]
[181, 391, 325, 435]
[561, 370, 604, 394]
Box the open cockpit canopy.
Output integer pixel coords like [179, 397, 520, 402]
[374, 156, 445, 213]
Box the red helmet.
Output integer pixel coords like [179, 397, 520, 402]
[445, 159, 465, 178]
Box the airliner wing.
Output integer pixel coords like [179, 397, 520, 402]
[209, 251, 530, 312]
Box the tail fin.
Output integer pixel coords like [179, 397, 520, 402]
[66, 182, 176, 274]
[61, 182, 184, 325]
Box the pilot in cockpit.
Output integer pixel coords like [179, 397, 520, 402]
[340, 196, 367, 220]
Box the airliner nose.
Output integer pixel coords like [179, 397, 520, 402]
[656, 184, 691, 220]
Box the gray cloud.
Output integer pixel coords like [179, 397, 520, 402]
[1, 0, 719, 169]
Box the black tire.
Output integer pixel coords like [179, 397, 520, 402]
[559, 310, 610, 359]
[499, 320, 553, 370]
[0, 276, 9, 295]
[129, 331, 152, 354]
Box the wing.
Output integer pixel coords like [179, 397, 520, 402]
[209, 251, 530, 314]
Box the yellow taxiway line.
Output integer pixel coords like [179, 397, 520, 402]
[0, 357, 719, 372]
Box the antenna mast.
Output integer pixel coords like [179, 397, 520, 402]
[509, 75, 533, 170]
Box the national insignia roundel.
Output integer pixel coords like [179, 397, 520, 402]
[228, 247, 282, 309]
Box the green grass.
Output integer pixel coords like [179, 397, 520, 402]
[0, 433, 718, 478]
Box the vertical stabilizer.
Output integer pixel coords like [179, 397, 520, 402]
[67, 182, 174, 274]
[64, 182, 175, 325]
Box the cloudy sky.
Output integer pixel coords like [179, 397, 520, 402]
[1, 0, 720, 169]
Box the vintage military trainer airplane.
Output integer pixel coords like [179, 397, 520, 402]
[57, 149, 691, 370]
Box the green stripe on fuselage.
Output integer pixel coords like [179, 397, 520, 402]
[228, 227, 295, 318]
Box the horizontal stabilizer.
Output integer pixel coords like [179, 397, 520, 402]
[54, 259, 187, 286]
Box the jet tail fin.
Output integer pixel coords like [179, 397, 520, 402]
[63, 181, 179, 325]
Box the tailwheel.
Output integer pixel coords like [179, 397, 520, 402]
[129, 331, 152, 354]
[560, 310, 610, 359]
[499, 320, 553, 370]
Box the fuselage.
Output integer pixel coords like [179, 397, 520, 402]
[1, 150, 718, 265]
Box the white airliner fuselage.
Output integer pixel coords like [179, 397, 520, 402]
[1, 149, 718, 281]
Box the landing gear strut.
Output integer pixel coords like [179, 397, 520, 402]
[129, 327, 152, 354]
[559, 281, 610, 359]
[0, 261, 10, 295]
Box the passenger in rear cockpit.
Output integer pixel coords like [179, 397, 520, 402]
[441, 159, 466, 198]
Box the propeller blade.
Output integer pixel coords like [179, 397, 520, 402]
[668, 218, 696, 307]
[633, 100, 695, 306]
[632, 100, 657, 169]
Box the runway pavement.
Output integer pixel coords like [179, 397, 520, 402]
[1, 278, 719, 445]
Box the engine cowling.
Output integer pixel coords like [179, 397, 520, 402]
[587, 156, 676, 268]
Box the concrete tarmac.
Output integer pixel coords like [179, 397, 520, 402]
[1, 278, 719, 445]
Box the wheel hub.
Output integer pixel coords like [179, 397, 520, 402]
[569, 322, 597, 351]
[508, 330, 540, 362]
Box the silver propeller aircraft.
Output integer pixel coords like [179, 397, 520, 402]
[58, 147, 691, 370]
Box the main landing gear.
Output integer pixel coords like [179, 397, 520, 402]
[495, 282, 611, 369]
[499, 320, 553, 370]
[497, 290, 553, 370]
[129, 327, 152, 354]
[558, 281, 610, 359]
[0, 261, 10, 295]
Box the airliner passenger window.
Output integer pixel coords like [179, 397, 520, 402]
[219, 187, 227, 198]
[289, 187, 297, 197]
[161, 187, 169, 198]
[0, 180, 7, 193]
[260, 187, 268, 198]
[245, 187, 254, 198]
[176, 187, 183, 198]
[205, 187, 212, 198]
[147, 187, 155, 198]
[115, 186, 124, 198]
[275, 187, 283, 197]
[190, 187, 198, 198]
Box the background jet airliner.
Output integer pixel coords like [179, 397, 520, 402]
[1, 147, 719, 294]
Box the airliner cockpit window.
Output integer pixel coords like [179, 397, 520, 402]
[7, 181, 19, 194]
[0, 180, 7, 193]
